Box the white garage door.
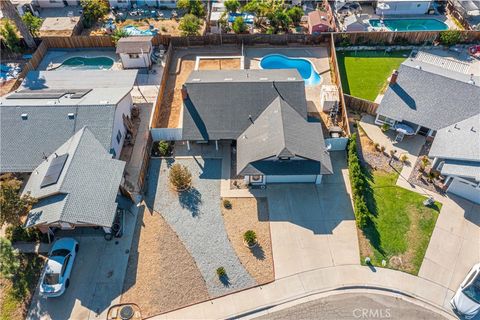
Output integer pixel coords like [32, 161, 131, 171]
[448, 178, 480, 204]
[266, 175, 317, 184]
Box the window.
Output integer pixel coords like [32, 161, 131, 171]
[116, 130, 122, 144]
[279, 156, 290, 161]
[61, 255, 71, 277]
[43, 273, 60, 285]
[128, 53, 140, 59]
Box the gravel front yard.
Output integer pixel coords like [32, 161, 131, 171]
[222, 198, 274, 285]
[121, 206, 209, 317]
[146, 158, 256, 298]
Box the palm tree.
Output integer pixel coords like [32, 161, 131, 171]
[0, 0, 37, 49]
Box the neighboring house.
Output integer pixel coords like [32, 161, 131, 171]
[0, 69, 138, 173]
[375, 54, 480, 138]
[342, 14, 369, 32]
[376, 0, 433, 15]
[116, 36, 153, 69]
[209, 2, 226, 34]
[449, 0, 480, 30]
[32, 0, 80, 8]
[23, 127, 126, 233]
[109, 0, 177, 8]
[308, 10, 333, 34]
[429, 114, 480, 204]
[181, 69, 333, 185]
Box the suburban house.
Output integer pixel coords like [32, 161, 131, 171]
[108, 0, 177, 8]
[31, 0, 80, 9]
[116, 36, 153, 69]
[375, 0, 433, 15]
[429, 114, 480, 204]
[181, 69, 333, 185]
[341, 14, 369, 32]
[308, 10, 334, 34]
[449, 0, 480, 30]
[375, 53, 480, 138]
[0, 69, 138, 173]
[23, 127, 126, 233]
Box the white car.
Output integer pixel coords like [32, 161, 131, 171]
[451, 263, 480, 319]
[40, 238, 79, 298]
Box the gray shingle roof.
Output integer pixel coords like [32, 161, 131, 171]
[182, 69, 307, 141]
[441, 160, 480, 180]
[24, 127, 125, 228]
[377, 64, 480, 130]
[429, 114, 480, 162]
[116, 36, 153, 54]
[237, 97, 332, 176]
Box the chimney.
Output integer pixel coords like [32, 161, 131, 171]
[389, 70, 399, 85]
[181, 85, 188, 100]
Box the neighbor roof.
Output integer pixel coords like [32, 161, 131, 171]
[429, 114, 480, 162]
[116, 36, 153, 54]
[182, 69, 307, 141]
[23, 127, 125, 228]
[308, 10, 331, 26]
[377, 64, 480, 131]
[236, 97, 333, 176]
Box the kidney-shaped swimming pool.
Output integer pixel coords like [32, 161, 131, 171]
[55, 56, 114, 70]
[260, 54, 321, 86]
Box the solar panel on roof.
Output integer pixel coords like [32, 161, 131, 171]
[40, 153, 69, 188]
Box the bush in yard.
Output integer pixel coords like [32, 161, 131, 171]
[286, 6, 304, 26]
[0, 174, 36, 228]
[177, 0, 205, 18]
[400, 154, 408, 163]
[169, 163, 192, 191]
[112, 28, 129, 45]
[216, 266, 226, 277]
[439, 30, 463, 47]
[380, 145, 386, 153]
[381, 123, 390, 132]
[5, 225, 48, 243]
[224, 0, 241, 13]
[243, 230, 257, 246]
[223, 199, 232, 209]
[179, 14, 201, 36]
[81, 0, 109, 28]
[0, 237, 20, 279]
[21, 12, 42, 37]
[374, 142, 380, 152]
[0, 20, 20, 52]
[153, 140, 170, 157]
[354, 196, 369, 228]
[232, 16, 247, 34]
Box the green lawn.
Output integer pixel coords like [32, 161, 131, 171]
[337, 50, 410, 101]
[360, 171, 441, 275]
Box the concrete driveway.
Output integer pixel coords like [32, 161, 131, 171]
[419, 195, 480, 302]
[267, 151, 360, 279]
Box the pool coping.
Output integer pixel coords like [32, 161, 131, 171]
[259, 53, 323, 86]
[47, 55, 117, 71]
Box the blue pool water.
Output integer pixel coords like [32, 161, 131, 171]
[56, 57, 114, 70]
[369, 18, 448, 31]
[123, 25, 158, 36]
[260, 54, 321, 86]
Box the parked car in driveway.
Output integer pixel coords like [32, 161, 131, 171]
[451, 263, 480, 319]
[40, 238, 79, 298]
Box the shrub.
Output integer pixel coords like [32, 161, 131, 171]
[0, 237, 20, 279]
[216, 267, 226, 277]
[286, 6, 304, 26]
[380, 145, 386, 153]
[153, 140, 171, 157]
[439, 30, 463, 47]
[5, 225, 48, 243]
[81, 0, 109, 28]
[400, 154, 408, 163]
[179, 14, 201, 36]
[161, 26, 167, 32]
[354, 196, 369, 228]
[243, 230, 257, 246]
[223, 199, 232, 209]
[232, 16, 247, 34]
[389, 149, 396, 158]
[224, 0, 241, 13]
[177, 0, 205, 17]
[112, 28, 129, 44]
[169, 164, 192, 190]
[420, 155, 430, 169]
[374, 142, 380, 151]
[22, 12, 43, 37]
[381, 123, 390, 132]
[0, 20, 20, 52]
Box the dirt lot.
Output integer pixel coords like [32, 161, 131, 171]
[121, 206, 209, 317]
[221, 198, 274, 285]
[198, 58, 241, 70]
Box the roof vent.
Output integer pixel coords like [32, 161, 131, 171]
[21, 113, 28, 120]
[471, 126, 477, 132]
[68, 113, 75, 119]
[415, 65, 422, 70]
[224, 78, 233, 81]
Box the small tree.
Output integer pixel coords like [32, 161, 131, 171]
[177, 0, 205, 18]
[400, 154, 408, 164]
[169, 164, 192, 191]
[112, 28, 129, 45]
[216, 267, 226, 277]
[224, 0, 241, 13]
[232, 16, 247, 34]
[243, 230, 257, 246]
[439, 30, 463, 47]
[268, 9, 292, 33]
[0, 20, 20, 52]
[286, 6, 303, 26]
[0, 237, 20, 279]
[179, 14, 201, 36]
[223, 199, 232, 209]
[154, 141, 170, 157]
[0, 174, 36, 228]
[21, 12, 43, 37]
[80, 0, 109, 28]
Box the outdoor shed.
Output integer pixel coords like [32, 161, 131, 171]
[116, 36, 153, 69]
[308, 10, 332, 34]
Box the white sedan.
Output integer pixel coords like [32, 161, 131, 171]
[451, 263, 480, 319]
[40, 238, 79, 298]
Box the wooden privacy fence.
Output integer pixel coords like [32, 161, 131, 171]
[344, 94, 379, 115]
[150, 41, 174, 129]
[10, 40, 48, 92]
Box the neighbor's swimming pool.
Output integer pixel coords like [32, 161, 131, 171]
[260, 54, 321, 86]
[369, 18, 448, 31]
[123, 25, 158, 36]
[56, 57, 114, 70]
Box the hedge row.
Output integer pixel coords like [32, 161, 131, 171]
[347, 133, 370, 228]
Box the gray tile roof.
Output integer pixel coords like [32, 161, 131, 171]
[116, 36, 153, 54]
[377, 64, 480, 130]
[182, 69, 307, 141]
[429, 114, 480, 162]
[237, 97, 333, 176]
[441, 160, 480, 180]
[0, 105, 116, 172]
[23, 127, 125, 228]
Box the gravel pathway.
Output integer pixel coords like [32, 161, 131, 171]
[146, 158, 257, 298]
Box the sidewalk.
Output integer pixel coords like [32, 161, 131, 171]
[151, 264, 454, 320]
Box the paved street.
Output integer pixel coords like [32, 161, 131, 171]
[267, 151, 360, 278]
[254, 292, 448, 320]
